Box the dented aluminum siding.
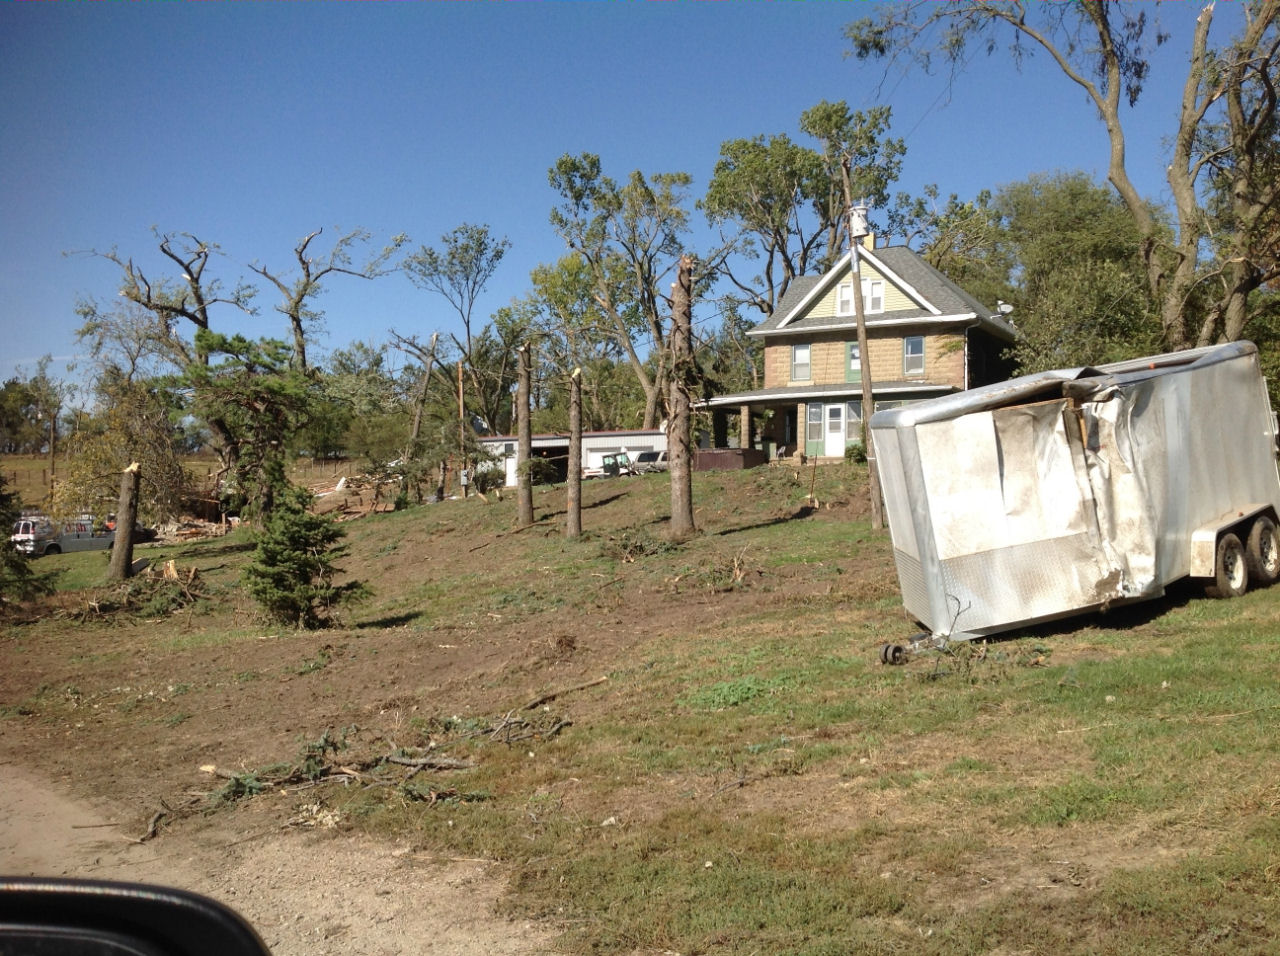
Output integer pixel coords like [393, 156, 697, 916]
[870, 342, 1280, 639]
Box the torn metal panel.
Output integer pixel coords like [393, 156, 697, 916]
[871, 342, 1280, 641]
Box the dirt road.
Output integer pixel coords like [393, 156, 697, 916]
[1, 763, 560, 956]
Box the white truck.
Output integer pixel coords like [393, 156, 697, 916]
[870, 342, 1280, 662]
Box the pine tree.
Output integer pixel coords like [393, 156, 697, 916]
[242, 484, 369, 628]
[0, 475, 53, 606]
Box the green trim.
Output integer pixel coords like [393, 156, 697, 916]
[845, 342, 862, 384]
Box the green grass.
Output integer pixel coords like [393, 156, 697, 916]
[11, 463, 1280, 954]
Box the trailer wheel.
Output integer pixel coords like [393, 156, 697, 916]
[1246, 516, 1280, 587]
[1206, 532, 1249, 598]
[879, 643, 907, 666]
[43, 544, 61, 556]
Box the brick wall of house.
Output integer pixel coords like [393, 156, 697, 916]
[764, 331, 967, 388]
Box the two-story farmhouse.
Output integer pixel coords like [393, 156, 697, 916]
[705, 240, 1016, 460]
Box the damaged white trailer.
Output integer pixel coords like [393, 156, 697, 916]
[869, 341, 1280, 662]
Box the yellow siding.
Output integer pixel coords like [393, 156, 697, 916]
[803, 263, 914, 320]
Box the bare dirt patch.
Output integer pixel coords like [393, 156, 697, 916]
[0, 764, 557, 956]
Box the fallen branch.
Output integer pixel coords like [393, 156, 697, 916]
[523, 675, 608, 711]
[385, 754, 477, 771]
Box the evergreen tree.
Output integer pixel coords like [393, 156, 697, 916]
[242, 485, 368, 628]
[0, 475, 53, 606]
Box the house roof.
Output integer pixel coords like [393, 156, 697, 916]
[749, 245, 1015, 342]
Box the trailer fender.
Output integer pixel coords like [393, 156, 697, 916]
[1190, 504, 1275, 578]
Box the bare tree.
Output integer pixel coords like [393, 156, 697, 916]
[251, 228, 406, 372]
[77, 231, 256, 482]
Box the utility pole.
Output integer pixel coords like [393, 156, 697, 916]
[841, 155, 885, 530]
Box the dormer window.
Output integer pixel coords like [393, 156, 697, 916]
[837, 279, 884, 316]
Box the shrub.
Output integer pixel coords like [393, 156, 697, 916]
[844, 442, 868, 465]
[242, 484, 370, 628]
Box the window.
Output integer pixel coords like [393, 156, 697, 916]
[836, 279, 885, 317]
[863, 278, 883, 313]
[848, 342, 861, 383]
[845, 402, 863, 443]
[837, 283, 854, 316]
[791, 343, 811, 381]
[806, 404, 823, 442]
[903, 336, 925, 376]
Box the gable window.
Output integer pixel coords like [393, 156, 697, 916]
[791, 343, 811, 381]
[847, 342, 861, 384]
[903, 336, 925, 376]
[837, 280, 885, 316]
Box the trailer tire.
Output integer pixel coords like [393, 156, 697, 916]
[43, 544, 61, 556]
[879, 643, 907, 666]
[1206, 532, 1249, 599]
[1246, 516, 1280, 587]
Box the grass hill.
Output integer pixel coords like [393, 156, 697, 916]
[4, 463, 1280, 954]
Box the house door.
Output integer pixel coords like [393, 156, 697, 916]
[824, 403, 846, 457]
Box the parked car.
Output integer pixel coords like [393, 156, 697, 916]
[633, 450, 668, 473]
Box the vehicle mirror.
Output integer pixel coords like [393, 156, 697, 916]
[0, 878, 271, 956]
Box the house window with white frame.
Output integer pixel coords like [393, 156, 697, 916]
[806, 404, 822, 443]
[845, 401, 863, 443]
[848, 342, 861, 383]
[903, 336, 925, 376]
[836, 279, 885, 316]
[864, 278, 883, 312]
[791, 343, 811, 381]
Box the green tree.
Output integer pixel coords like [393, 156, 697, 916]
[798, 101, 906, 272]
[402, 224, 515, 435]
[886, 185, 1013, 309]
[549, 154, 725, 428]
[184, 332, 318, 521]
[993, 172, 1161, 372]
[242, 484, 368, 629]
[847, 1, 1280, 349]
[49, 371, 191, 526]
[0, 474, 54, 607]
[702, 132, 828, 316]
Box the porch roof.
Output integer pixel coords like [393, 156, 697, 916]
[700, 381, 956, 410]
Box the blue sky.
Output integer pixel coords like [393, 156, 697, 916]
[0, 1, 1236, 394]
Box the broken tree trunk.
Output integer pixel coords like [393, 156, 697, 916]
[106, 462, 140, 582]
[567, 368, 582, 539]
[668, 254, 696, 538]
